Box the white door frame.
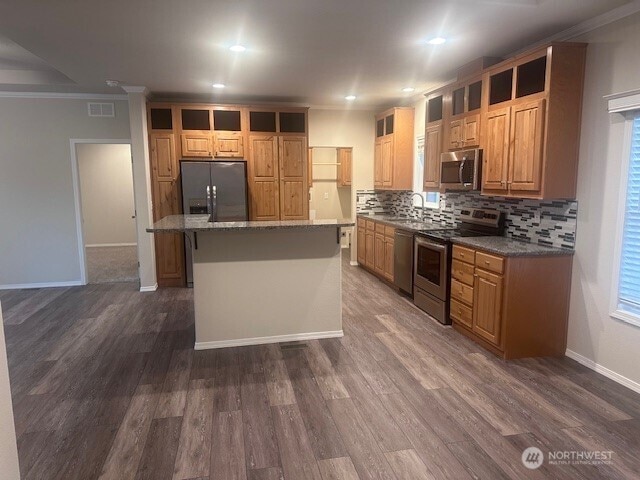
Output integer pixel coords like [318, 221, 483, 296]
[70, 138, 133, 284]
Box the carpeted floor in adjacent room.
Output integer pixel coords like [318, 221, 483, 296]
[86, 246, 139, 283]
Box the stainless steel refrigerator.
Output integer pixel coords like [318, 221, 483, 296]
[180, 160, 248, 286]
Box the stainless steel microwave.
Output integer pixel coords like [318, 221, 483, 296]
[439, 149, 482, 191]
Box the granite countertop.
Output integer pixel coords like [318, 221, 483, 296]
[148, 215, 355, 233]
[357, 214, 452, 232]
[451, 236, 574, 257]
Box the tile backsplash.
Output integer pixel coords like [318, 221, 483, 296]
[356, 190, 577, 249]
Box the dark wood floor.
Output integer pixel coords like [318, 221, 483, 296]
[2, 252, 640, 480]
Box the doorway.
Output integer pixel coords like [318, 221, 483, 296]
[308, 146, 353, 248]
[74, 142, 138, 283]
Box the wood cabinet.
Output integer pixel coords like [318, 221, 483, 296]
[337, 147, 352, 187]
[248, 135, 280, 221]
[482, 107, 511, 192]
[374, 233, 385, 274]
[481, 43, 586, 199]
[357, 219, 366, 264]
[358, 216, 395, 283]
[449, 244, 573, 359]
[423, 123, 442, 190]
[374, 139, 382, 187]
[278, 136, 308, 220]
[374, 107, 414, 190]
[365, 222, 375, 269]
[423, 92, 445, 191]
[214, 132, 244, 158]
[447, 114, 481, 150]
[181, 133, 212, 157]
[147, 103, 309, 288]
[149, 133, 184, 287]
[473, 269, 503, 345]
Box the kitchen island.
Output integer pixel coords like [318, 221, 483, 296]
[148, 215, 354, 349]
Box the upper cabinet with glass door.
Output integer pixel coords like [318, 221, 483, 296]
[481, 43, 587, 199]
[373, 107, 414, 191]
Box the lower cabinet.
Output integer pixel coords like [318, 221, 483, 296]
[357, 226, 366, 265]
[358, 217, 395, 283]
[450, 244, 573, 359]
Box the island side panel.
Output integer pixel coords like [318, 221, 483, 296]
[192, 228, 343, 348]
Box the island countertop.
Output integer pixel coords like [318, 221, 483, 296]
[147, 214, 355, 233]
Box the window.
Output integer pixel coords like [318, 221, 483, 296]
[614, 114, 640, 326]
[413, 135, 440, 209]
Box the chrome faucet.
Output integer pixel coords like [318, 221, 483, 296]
[411, 192, 426, 221]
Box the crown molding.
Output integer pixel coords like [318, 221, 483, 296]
[511, 0, 640, 55]
[121, 85, 148, 95]
[0, 91, 127, 100]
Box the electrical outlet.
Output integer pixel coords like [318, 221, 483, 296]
[439, 199, 446, 210]
[323, 192, 329, 200]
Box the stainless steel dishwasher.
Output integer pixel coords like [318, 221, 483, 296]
[394, 230, 414, 295]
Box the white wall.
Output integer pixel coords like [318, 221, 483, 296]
[308, 108, 375, 262]
[77, 143, 136, 246]
[0, 304, 20, 480]
[0, 97, 130, 288]
[309, 147, 352, 221]
[567, 12, 640, 389]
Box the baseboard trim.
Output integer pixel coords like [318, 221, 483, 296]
[350, 261, 359, 266]
[195, 330, 344, 350]
[0, 280, 83, 290]
[565, 349, 640, 394]
[139, 283, 158, 292]
[85, 243, 137, 248]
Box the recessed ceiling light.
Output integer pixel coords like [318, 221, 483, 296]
[427, 37, 447, 45]
[345, 95, 356, 101]
[229, 45, 246, 52]
[402, 87, 415, 93]
[212, 83, 226, 89]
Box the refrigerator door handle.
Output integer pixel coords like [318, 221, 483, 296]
[211, 185, 217, 222]
[206, 185, 217, 222]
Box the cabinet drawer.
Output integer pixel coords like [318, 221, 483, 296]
[385, 225, 395, 237]
[366, 220, 375, 231]
[450, 298, 473, 329]
[451, 278, 473, 305]
[357, 218, 366, 228]
[476, 251, 504, 274]
[452, 245, 475, 264]
[452, 259, 474, 286]
[375, 222, 385, 233]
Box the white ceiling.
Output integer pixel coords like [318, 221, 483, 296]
[0, 0, 634, 108]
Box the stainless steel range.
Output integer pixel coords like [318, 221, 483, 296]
[413, 208, 505, 324]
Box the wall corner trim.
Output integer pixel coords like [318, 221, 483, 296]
[139, 283, 158, 292]
[565, 349, 640, 394]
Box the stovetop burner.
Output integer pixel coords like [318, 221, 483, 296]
[419, 228, 498, 242]
[417, 207, 506, 243]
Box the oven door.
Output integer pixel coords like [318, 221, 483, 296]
[414, 236, 448, 301]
